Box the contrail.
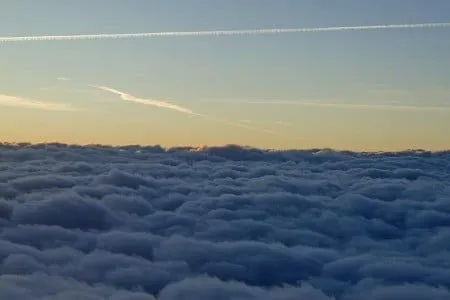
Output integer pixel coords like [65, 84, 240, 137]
[92, 85, 279, 136]
[92, 85, 195, 114]
[1, 22, 449, 43]
[207, 99, 450, 112]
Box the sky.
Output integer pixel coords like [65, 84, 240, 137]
[1, 0, 450, 151]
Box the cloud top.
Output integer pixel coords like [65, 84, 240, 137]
[0, 143, 449, 299]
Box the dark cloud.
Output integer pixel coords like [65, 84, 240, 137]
[0, 143, 449, 299]
[12, 192, 116, 230]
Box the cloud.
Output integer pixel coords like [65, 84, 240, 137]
[39, 86, 58, 92]
[0, 22, 449, 43]
[92, 85, 195, 115]
[0, 143, 449, 298]
[275, 121, 292, 127]
[57, 77, 71, 81]
[0, 94, 77, 111]
[92, 85, 282, 137]
[218, 99, 450, 112]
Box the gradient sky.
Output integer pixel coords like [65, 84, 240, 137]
[1, 0, 450, 151]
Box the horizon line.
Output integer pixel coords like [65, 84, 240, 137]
[1, 141, 449, 154]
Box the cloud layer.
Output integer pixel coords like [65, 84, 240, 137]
[0, 143, 450, 299]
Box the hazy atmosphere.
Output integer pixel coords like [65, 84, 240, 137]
[1, 0, 450, 151]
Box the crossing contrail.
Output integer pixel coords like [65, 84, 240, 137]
[0, 22, 449, 43]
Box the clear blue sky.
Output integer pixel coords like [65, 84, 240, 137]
[1, 0, 449, 150]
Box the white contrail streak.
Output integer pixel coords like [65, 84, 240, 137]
[92, 85, 195, 114]
[92, 85, 279, 136]
[224, 100, 450, 112]
[1, 22, 449, 43]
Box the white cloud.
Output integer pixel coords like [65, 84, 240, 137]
[0, 94, 77, 111]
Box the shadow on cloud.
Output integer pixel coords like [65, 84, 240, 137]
[0, 143, 450, 299]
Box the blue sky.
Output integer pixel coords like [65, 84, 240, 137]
[1, 0, 449, 150]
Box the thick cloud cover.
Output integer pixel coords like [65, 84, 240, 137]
[1, 143, 450, 299]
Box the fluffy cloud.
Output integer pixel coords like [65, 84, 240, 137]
[0, 143, 449, 299]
